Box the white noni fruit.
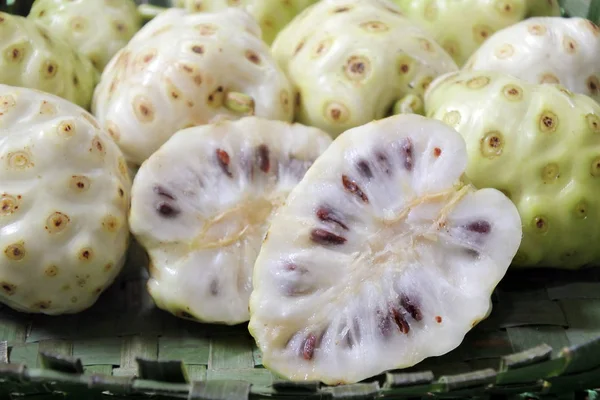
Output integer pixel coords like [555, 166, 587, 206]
[92, 8, 294, 167]
[248, 114, 522, 384]
[271, 0, 458, 138]
[129, 117, 332, 325]
[28, 0, 143, 72]
[424, 70, 600, 268]
[464, 17, 600, 102]
[0, 12, 98, 110]
[173, 0, 318, 45]
[392, 0, 561, 66]
[0, 84, 131, 315]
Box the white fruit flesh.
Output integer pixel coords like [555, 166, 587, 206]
[248, 114, 522, 384]
[464, 17, 600, 102]
[92, 8, 294, 166]
[129, 117, 332, 324]
[0, 84, 131, 315]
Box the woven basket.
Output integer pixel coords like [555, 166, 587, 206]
[1, 0, 600, 399]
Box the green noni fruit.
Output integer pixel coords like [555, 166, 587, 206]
[0, 11, 98, 109]
[392, 0, 561, 66]
[28, 0, 142, 71]
[271, 0, 458, 138]
[425, 70, 600, 269]
[173, 0, 318, 45]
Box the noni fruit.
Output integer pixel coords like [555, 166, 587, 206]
[392, 0, 562, 66]
[425, 70, 600, 269]
[0, 12, 98, 109]
[271, 0, 458, 138]
[173, 0, 318, 45]
[464, 17, 600, 102]
[28, 0, 143, 71]
[0, 84, 131, 315]
[249, 114, 522, 384]
[92, 8, 294, 167]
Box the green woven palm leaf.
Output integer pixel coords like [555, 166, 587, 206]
[0, 0, 599, 399]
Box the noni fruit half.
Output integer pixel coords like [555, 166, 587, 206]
[92, 8, 294, 167]
[425, 70, 600, 269]
[28, 0, 143, 72]
[0, 12, 98, 109]
[464, 17, 600, 102]
[392, 0, 561, 66]
[0, 84, 131, 315]
[271, 0, 458, 138]
[173, 0, 318, 45]
[129, 117, 332, 324]
[249, 114, 522, 384]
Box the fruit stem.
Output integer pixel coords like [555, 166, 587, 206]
[392, 94, 424, 116]
[225, 92, 255, 115]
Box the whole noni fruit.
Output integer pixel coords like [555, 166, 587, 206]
[0, 12, 98, 109]
[173, 0, 318, 45]
[0, 84, 131, 315]
[464, 17, 600, 102]
[425, 70, 600, 269]
[28, 0, 143, 72]
[92, 8, 294, 167]
[392, 0, 561, 66]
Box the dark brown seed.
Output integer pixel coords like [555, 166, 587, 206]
[342, 175, 369, 203]
[357, 160, 373, 178]
[255, 144, 270, 173]
[192, 45, 204, 54]
[310, 228, 346, 245]
[209, 279, 219, 296]
[153, 185, 175, 200]
[435, 316, 443, 323]
[316, 207, 349, 230]
[156, 202, 179, 217]
[391, 307, 410, 334]
[302, 334, 316, 360]
[375, 152, 391, 175]
[401, 139, 414, 171]
[216, 149, 233, 178]
[401, 296, 422, 321]
[466, 220, 491, 234]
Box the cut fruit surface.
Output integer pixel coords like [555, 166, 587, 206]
[129, 117, 332, 324]
[248, 114, 522, 384]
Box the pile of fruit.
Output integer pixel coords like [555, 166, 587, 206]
[0, 0, 598, 386]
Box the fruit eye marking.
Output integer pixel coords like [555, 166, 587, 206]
[153, 185, 175, 200]
[316, 207, 349, 230]
[356, 160, 373, 178]
[433, 147, 442, 157]
[401, 295, 422, 321]
[310, 228, 347, 245]
[302, 333, 317, 360]
[341, 175, 369, 203]
[215, 148, 233, 177]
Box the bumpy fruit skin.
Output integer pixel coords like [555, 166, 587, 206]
[425, 70, 600, 269]
[0, 84, 131, 314]
[129, 116, 332, 324]
[0, 12, 98, 109]
[392, 0, 561, 66]
[271, 0, 458, 138]
[174, 0, 317, 45]
[92, 8, 294, 167]
[28, 0, 142, 72]
[464, 17, 600, 102]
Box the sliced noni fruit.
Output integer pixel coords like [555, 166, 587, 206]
[425, 70, 600, 268]
[464, 17, 600, 102]
[92, 7, 294, 167]
[0, 84, 131, 315]
[271, 0, 458, 138]
[248, 113, 522, 384]
[129, 117, 332, 324]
